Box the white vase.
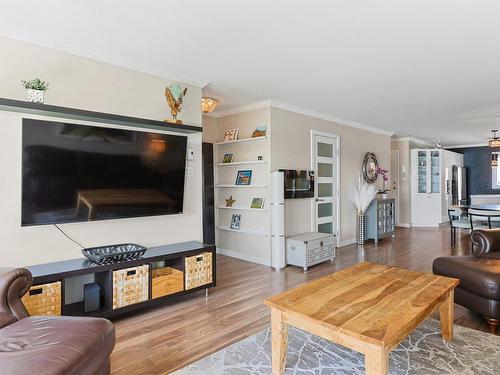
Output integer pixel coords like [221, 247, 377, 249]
[26, 89, 44, 103]
[381, 193, 388, 199]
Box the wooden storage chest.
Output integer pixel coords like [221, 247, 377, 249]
[151, 267, 184, 298]
[22, 281, 61, 316]
[286, 232, 336, 271]
[185, 252, 212, 290]
[112, 264, 149, 309]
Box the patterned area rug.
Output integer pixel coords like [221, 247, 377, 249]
[173, 319, 500, 374]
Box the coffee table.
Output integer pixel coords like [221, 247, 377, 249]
[264, 262, 459, 375]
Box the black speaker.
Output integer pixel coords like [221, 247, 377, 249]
[84, 282, 101, 313]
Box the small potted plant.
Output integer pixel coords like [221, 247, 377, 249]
[21, 78, 49, 103]
[377, 167, 390, 199]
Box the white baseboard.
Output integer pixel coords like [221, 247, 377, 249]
[216, 247, 271, 266]
[411, 223, 440, 228]
[396, 223, 411, 228]
[338, 238, 356, 247]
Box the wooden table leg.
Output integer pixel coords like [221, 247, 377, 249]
[439, 289, 454, 341]
[365, 345, 388, 375]
[271, 308, 288, 375]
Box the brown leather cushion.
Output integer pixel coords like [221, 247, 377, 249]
[0, 316, 115, 375]
[433, 256, 500, 300]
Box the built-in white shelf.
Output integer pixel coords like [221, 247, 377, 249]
[216, 205, 268, 212]
[217, 226, 269, 236]
[215, 136, 268, 145]
[217, 160, 268, 166]
[216, 184, 268, 188]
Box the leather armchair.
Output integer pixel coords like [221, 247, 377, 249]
[0, 268, 116, 375]
[433, 229, 500, 333]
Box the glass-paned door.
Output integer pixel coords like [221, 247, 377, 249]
[417, 151, 427, 193]
[313, 133, 338, 238]
[430, 151, 440, 193]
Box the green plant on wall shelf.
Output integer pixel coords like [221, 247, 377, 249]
[21, 78, 49, 91]
[21, 78, 50, 103]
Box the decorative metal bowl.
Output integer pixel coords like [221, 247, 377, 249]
[82, 243, 147, 264]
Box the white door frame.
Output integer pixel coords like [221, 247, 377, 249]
[391, 149, 400, 225]
[310, 129, 341, 245]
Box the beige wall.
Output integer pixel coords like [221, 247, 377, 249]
[271, 107, 391, 245]
[0, 36, 202, 126]
[0, 37, 203, 266]
[202, 115, 218, 143]
[391, 140, 411, 225]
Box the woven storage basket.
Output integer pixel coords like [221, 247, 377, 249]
[22, 281, 61, 316]
[151, 267, 184, 299]
[185, 252, 212, 290]
[112, 264, 149, 309]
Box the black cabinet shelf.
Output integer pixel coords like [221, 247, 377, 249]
[26, 241, 216, 319]
[0, 97, 202, 134]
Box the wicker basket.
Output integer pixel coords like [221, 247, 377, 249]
[185, 252, 212, 290]
[151, 267, 184, 298]
[22, 281, 61, 316]
[112, 265, 149, 309]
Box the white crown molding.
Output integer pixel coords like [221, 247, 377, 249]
[391, 136, 433, 147]
[209, 99, 394, 137]
[443, 143, 488, 149]
[208, 100, 272, 118]
[270, 100, 394, 137]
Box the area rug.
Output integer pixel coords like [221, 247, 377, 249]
[173, 319, 500, 374]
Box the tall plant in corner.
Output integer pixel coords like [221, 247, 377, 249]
[350, 173, 376, 246]
[21, 78, 49, 104]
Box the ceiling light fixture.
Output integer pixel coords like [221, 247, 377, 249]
[490, 130, 500, 148]
[201, 97, 219, 113]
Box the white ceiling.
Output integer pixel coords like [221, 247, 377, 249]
[1, 0, 500, 145]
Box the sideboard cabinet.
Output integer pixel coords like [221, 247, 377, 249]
[365, 198, 395, 244]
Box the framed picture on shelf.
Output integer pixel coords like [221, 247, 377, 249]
[230, 214, 241, 230]
[252, 125, 267, 138]
[224, 128, 239, 142]
[235, 170, 252, 185]
[222, 153, 234, 163]
[250, 198, 265, 209]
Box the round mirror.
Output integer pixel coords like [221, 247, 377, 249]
[362, 152, 378, 183]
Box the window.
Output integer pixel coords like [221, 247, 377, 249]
[492, 152, 500, 189]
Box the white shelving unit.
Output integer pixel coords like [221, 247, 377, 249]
[217, 160, 268, 166]
[216, 184, 268, 188]
[217, 226, 269, 237]
[215, 136, 267, 145]
[214, 124, 272, 266]
[217, 205, 269, 212]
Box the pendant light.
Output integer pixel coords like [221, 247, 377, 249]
[201, 97, 219, 113]
[489, 130, 500, 148]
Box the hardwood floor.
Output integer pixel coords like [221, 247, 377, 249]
[110, 227, 491, 375]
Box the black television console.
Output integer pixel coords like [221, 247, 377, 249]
[25, 241, 216, 318]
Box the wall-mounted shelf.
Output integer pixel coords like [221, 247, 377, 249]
[217, 205, 268, 212]
[217, 160, 268, 166]
[216, 184, 268, 188]
[217, 226, 269, 236]
[215, 136, 267, 145]
[0, 97, 202, 134]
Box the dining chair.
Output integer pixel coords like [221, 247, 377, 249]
[467, 209, 500, 230]
[448, 207, 471, 245]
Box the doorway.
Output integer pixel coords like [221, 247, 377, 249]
[391, 149, 400, 225]
[311, 130, 340, 243]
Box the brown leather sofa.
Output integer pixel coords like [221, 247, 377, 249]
[433, 229, 500, 333]
[0, 268, 116, 375]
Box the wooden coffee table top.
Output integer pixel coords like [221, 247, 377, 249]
[265, 262, 459, 348]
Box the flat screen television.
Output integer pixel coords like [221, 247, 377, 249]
[22, 118, 188, 226]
